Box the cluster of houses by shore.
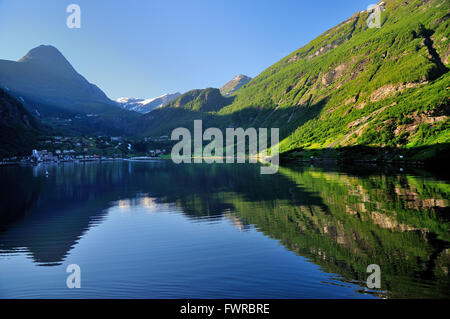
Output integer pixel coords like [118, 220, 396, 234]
[30, 149, 115, 163]
[0, 134, 172, 166]
[0, 148, 168, 166]
[0, 149, 122, 166]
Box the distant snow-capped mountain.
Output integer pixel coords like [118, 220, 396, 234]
[116, 92, 181, 113]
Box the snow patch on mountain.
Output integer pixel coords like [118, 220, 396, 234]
[116, 92, 181, 113]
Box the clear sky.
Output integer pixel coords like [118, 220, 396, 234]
[0, 0, 372, 99]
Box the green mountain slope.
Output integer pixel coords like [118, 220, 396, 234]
[143, 0, 449, 162]
[217, 0, 449, 156]
[141, 88, 233, 136]
[165, 88, 232, 112]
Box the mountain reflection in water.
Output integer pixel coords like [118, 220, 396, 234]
[0, 161, 448, 298]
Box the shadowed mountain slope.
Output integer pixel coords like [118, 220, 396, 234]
[0, 88, 44, 157]
[0, 45, 111, 108]
[0, 45, 141, 136]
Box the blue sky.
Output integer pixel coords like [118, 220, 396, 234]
[0, 0, 372, 99]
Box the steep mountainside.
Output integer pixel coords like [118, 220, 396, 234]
[0, 88, 43, 157]
[217, 0, 449, 160]
[143, 0, 449, 162]
[220, 74, 252, 96]
[117, 92, 181, 113]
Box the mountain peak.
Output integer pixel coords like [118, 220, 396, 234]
[18, 45, 74, 71]
[233, 74, 251, 81]
[220, 74, 252, 96]
[0, 45, 112, 107]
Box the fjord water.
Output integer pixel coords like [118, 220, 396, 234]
[0, 161, 448, 299]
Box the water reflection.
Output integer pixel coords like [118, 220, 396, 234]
[0, 161, 448, 298]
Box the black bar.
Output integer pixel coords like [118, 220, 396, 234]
[1, 299, 447, 317]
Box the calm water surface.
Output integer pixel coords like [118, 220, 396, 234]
[0, 161, 448, 298]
